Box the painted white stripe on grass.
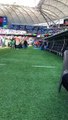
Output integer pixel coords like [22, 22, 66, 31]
[0, 63, 6, 66]
[32, 65, 55, 68]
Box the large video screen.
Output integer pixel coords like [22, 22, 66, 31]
[0, 16, 8, 27]
[0, 17, 3, 27]
[64, 19, 68, 25]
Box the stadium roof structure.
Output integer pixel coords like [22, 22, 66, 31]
[0, 0, 68, 26]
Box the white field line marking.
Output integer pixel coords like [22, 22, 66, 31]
[32, 65, 55, 68]
[0, 63, 6, 66]
[1, 58, 22, 62]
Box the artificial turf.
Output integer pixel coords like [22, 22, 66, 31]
[0, 47, 68, 120]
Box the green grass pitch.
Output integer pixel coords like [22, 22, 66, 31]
[0, 47, 68, 120]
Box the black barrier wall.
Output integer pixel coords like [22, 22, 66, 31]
[59, 50, 68, 92]
[45, 30, 68, 56]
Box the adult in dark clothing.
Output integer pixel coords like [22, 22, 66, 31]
[62, 72, 68, 91]
[23, 40, 28, 48]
